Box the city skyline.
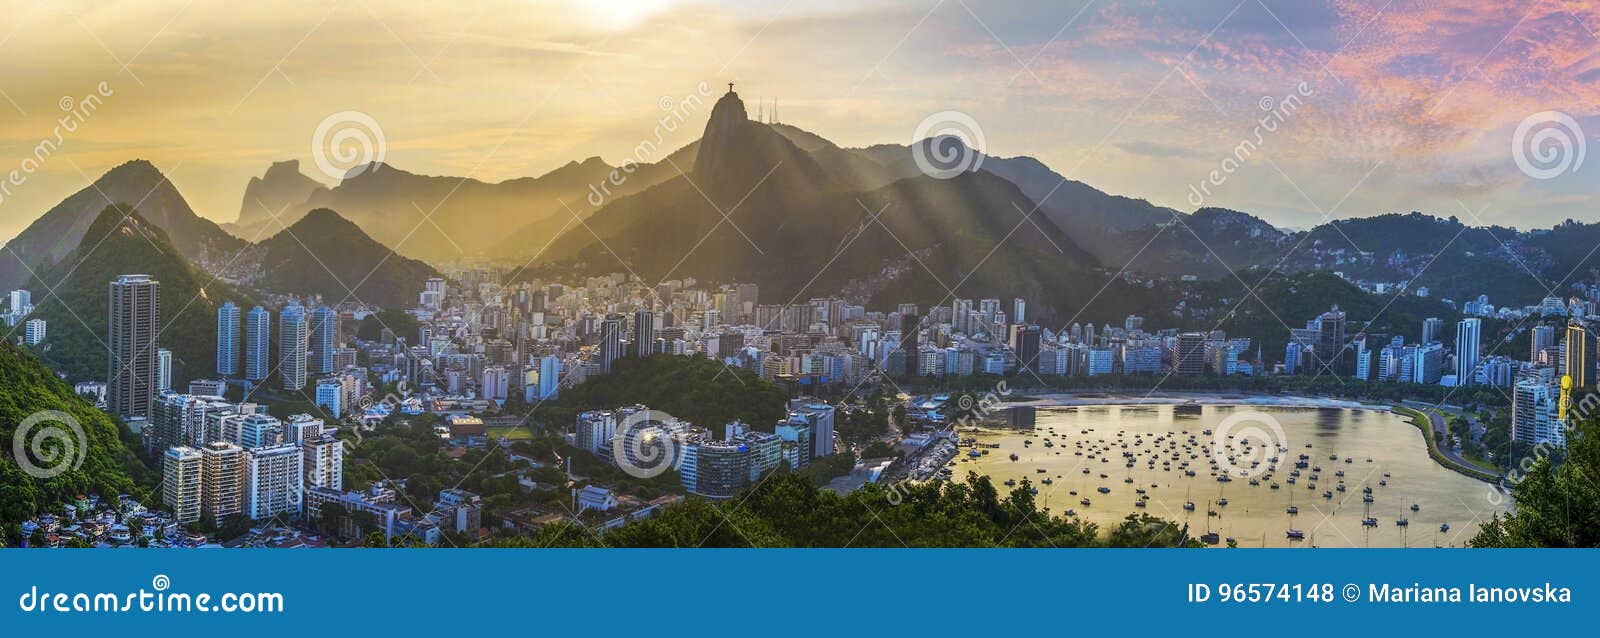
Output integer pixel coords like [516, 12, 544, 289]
[5, 0, 1600, 555]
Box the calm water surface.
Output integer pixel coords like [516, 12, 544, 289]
[955, 404, 1507, 547]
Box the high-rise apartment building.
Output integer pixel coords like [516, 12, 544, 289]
[314, 377, 343, 418]
[536, 354, 561, 401]
[245, 444, 303, 520]
[1455, 318, 1481, 385]
[217, 301, 240, 377]
[309, 306, 338, 375]
[302, 432, 343, 491]
[634, 308, 655, 358]
[1532, 324, 1556, 361]
[162, 446, 203, 524]
[1565, 323, 1595, 388]
[23, 318, 45, 344]
[108, 274, 160, 419]
[1175, 332, 1207, 375]
[245, 306, 271, 382]
[201, 441, 245, 522]
[1317, 306, 1346, 374]
[157, 348, 172, 392]
[1421, 317, 1444, 344]
[280, 304, 308, 391]
[599, 316, 622, 375]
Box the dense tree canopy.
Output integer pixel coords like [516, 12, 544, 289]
[546, 355, 789, 432]
[493, 473, 1198, 548]
[0, 342, 150, 539]
[1471, 417, 1600, 547]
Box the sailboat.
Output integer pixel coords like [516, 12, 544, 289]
[1284, 490, 1303, 539]
[1200, 501, 1220, 545]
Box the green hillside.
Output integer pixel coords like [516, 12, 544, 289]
[0, 341, 149, 536]
[22, 205, 255, 386]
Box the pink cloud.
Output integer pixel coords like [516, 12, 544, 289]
[953, 0, 1600, 182]
[1328, 0, 1600, 157]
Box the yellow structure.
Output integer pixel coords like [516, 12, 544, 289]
[1559, 374, 1574, 422]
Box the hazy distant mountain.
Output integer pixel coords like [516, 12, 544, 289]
[916, 146, 1377, 282]
[488, 142, 698, 262]
[232, 160, 328, 231]
[229, 154, 688, 264]
[532, 89, 1102, 320]
[1082, 207, 1290, 278]
[761, 132, 1197, 274]
[23, 205, 253, 385]
[0, 160, 246, 290]
[854, 139, 1182, 233]
[767, 123, 900, 191]
[252, 208, 441, 309]
[216, 103, 1269, 287]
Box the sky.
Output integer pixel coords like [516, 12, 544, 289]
[1, 0, 1599, 242]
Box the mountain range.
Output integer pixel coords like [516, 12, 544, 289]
[0, 160, 245, 291]
[9, 182, 440, 384]
[234, 160, 326, 231]
[245, 208, 442, 310]
[22, 205, 254, 386]
[9, 86, 1600, 334]
[222, 152, 688, 264]
[529, 90, 1103, 318]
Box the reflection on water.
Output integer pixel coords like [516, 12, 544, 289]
[954, 404, 1506, 547]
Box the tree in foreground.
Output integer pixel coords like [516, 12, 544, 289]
[492, 473, 1198, 548]
[1471, 417, 1600, 547]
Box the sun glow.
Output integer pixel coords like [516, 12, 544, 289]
[577, 0, 677, 30]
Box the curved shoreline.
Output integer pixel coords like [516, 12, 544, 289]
[999, 391, 1501, 484]
[1007, 391, 1386, 411]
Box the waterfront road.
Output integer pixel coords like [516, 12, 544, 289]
[1400, 400, 1499, 482]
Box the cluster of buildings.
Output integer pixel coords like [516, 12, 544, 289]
[60, 262, 1600, 542]
[1510, 320, 1596, 449]
[152, 396, 342, 524]
[5, 288, 45, 344]
[1282, 301, 1598, 448]
[216, 300, 350, 393]
[148, 387, 482, 543]
[1283, 307, 1478, 385]
[385, 271, 1273, 413]
[571, 398, 835, 498]
[49, 287, 362, 433]
[1284, 306, 1486, 386]
[17, 494, 196, 548]
[302, 482, 482, 546]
